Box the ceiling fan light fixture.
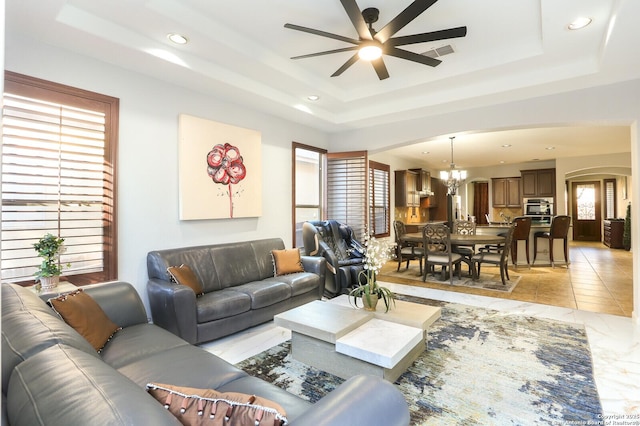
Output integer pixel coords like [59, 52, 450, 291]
[358, 45, 382, 61]
[568, 17, 592, 30]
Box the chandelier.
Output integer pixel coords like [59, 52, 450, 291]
[439, 136, 467, 195]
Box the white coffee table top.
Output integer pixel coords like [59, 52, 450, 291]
[336, 318, 423, 369]
[274, 300, 373, 343]
[327, 295, 441, 331]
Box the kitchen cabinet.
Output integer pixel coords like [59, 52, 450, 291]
[492, 177, 521, 207]
[409, 168, 431, 196]
[395, 170, 420, 207]
[603, 219, 624, 248]
[521, 168, 556, 197]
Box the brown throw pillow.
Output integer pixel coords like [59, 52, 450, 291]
[146, 383, 288, 426]
[167, 264, 204, 296]
[271, 249, 304, 276]
[49, 289, 121, 353]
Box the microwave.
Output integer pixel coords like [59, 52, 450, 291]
[524, 198, 554, 217]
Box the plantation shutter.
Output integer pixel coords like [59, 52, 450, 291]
[2, 72, 118, 284]
[326, 151, 367, 241]
[369, 161, 390, 237]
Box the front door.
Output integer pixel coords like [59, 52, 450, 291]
[572, 181, 601, 241]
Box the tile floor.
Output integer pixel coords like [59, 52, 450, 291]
[381, 241, 634, 317]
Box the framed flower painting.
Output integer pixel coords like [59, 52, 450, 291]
[178, 114, 262, 220]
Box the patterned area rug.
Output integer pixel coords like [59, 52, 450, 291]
[236, 294, 602, 425]
[378, 262, 521, 292]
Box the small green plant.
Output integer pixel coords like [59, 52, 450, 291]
[348, 233, 396, 312]
[33, 233, 70, 281]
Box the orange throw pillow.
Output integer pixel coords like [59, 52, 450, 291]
[49, 289, 121, 352]
[167, 264, 204, 296]
[271, 249, 304, 276]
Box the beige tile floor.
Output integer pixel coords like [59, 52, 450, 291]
[381, 241, 634, 317]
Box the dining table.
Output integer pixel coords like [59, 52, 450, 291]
[400, 233, 507, 280]
[401, 233, 506, 246]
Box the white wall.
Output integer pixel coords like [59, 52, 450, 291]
[5, 36, 328, 310]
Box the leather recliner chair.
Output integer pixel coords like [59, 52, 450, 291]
[302, 220, 366, 298]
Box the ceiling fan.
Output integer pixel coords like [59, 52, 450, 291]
[284, 0, 467, 80]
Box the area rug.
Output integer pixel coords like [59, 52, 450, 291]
[378, 263, 522, 293]
[235, 294, 602, 425]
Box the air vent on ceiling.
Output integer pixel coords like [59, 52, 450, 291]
[421, 44, 455, 58]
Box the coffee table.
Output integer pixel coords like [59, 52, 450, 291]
[273, 295, 441, 382]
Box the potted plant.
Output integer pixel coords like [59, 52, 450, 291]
[33, 233, 69, 290]
[349, 234, 396, 312]
[623, 203, 631, 251]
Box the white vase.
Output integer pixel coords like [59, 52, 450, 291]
[39, 276, 59, 291]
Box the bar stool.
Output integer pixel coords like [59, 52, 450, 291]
[534, 215, 571, 267]
[511, 216, 532, 268]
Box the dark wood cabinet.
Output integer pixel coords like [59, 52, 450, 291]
[492, 177, 521, 207]
[521, 168, 555, 197]
[409, 168, 431, 196]
[395, 170, 420, 207]
[603, 219, 624, 248]
[422, 177, 447, 221]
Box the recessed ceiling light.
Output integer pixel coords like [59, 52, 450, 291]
[499, 160, 505, 164]
[421, 151, 430, 155]
[501, 144, 512, 148]
[307, 95, 319, 101]
[568, 17, 592, 30]
[167, 33, 188, 45]
[545, 146, 555, 150]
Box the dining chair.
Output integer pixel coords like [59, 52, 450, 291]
[510, 216, 532, 268]
[470, 224, 515, 286]
[393, 220, 424, 274]
[421, 223, 463, 285]
[534, 215, 572, 267]
[452, 220, 476, 274]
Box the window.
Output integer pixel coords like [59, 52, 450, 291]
[604, 178, 617, 219]
[2, 72, 118, 285]
[292, 143, 326, 247]
[369, 161, 390, 238]
[326, 151, 367, 241]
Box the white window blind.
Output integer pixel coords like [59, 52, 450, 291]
[369, 161, 390, 237]
[326, 152, 367, 241]
[604, 179, 616, 219]
[2, 83, 114, 283]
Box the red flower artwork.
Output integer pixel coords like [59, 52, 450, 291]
[207, 143, 246, 218]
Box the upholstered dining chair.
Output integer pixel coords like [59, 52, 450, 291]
[422, 223, 463, 285]
[393, 221, 424, 274]
[452, 220, 476, 274]
[534, 215, 572, 267]
[471, 224, 515, 286]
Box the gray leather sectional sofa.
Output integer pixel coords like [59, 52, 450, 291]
[1, 281, 410, 425]
[147, 238, 326, 344]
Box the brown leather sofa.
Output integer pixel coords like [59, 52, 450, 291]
[146, 238, 326, 344]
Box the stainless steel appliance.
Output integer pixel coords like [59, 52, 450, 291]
[524, 197, 554, 224]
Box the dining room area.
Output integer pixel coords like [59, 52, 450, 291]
[379, 232, 633, 318]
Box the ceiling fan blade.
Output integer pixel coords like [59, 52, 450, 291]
[284, 23, 360, 45]
[372, 58, 390, 80]
[291, 46, 360, 60]
[340, 0, 372, 40]
[387, 26, 467, 47]
[386, 46, 442, 67]
[375, 0, 439, 43]
[331, 53, 360, 77]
